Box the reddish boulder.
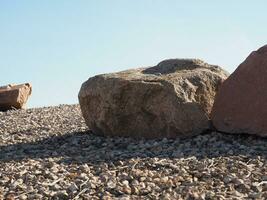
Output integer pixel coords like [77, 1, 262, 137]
[0, 83, 32, 111]
[211, 45, 267, 137]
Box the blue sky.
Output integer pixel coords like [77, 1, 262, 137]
[0, 1, 266, 108]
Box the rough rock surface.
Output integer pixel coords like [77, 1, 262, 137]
[212, 45, 267, 137]
[0, 83, 32, 111]
[79, 59, 228, 139]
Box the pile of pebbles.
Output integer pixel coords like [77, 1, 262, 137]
[0, 105, 266, 199]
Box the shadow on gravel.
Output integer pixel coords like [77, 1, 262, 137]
[0, 130, 266, 164]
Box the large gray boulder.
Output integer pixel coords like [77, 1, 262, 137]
[79, 59, 228, 139]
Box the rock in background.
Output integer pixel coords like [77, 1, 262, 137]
[0, 83, 32, 111]
[212, 45, 267, 137]
[79, 59, 228, 139]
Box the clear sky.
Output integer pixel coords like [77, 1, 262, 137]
[0, 1, 266, 108]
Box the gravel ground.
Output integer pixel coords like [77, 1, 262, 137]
[0, 104, 266, 200]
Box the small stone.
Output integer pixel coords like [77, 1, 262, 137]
[122, 180, 129, 186]
[233, 178, 244, 185]
[131, 186, 139, 195]
[55, 190, 68, 199]
[80, 164, 90, 172]
[79, 173, 88, 180]
[161, 177, 169, 183]
[248, 192, 261, 199]
[131, 180, 139, 186]
[107, 181, 116, 189]
[223, 176, 232, 183]
[50, 174, 59, 180]
[68, 183, 78, 193]
[30, 194, 43, 200]
[100, 175, 109, 182]
[19, 194, 28, 200]
[122, 186, 132, 194]
[140, 177, 146, 182]
[139, 182, 146, 189]
[51, 184, 61, 190]
[5, 193, 15, 200]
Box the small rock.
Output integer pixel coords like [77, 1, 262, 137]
[55, 190, 68, 199]
[107, 181, 116, 189]
[68, 183, 78, 193]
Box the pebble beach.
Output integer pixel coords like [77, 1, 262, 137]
[0, 104, 266, 199]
